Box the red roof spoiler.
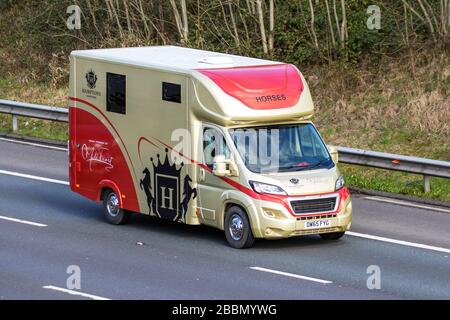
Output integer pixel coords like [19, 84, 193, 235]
[197, 64, 303, 110]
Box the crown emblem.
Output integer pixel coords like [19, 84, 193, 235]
[140, 147, 197, 222]
[151, 148, 183, 177]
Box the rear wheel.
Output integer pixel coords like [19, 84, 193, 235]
[224, 206, 255, 249]
[320, 231, 345, 240]
[102, 189, 130, 225]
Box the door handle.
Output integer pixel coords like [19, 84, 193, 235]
[199, 168, 205, 181]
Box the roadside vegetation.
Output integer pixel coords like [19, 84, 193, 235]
[0, 0, 448, 201]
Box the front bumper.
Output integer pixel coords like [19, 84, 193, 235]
[247, 190, 352, 239]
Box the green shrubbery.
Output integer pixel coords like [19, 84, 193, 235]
[1, 0, 448, 81]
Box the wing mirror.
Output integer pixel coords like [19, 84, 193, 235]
[212, 155, 238, 177]
[328, 146, 339, 164]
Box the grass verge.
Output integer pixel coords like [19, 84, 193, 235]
[0, 114, 68, 141]
[340, 164, 450, 202]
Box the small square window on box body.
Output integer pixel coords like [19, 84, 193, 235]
[162, 82, 181, 103]
[107, 73, 126, 114]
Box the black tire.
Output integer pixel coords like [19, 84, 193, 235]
[320, 231, 345, 240]
[224, 206, 255, 249]
[102, 189, 130, 225]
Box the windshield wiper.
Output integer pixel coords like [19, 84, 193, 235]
[278, 165, 306, 172]
[278, 159, 330, 172]
[279, 164, 313, 172]
[307, 159, 330, 170]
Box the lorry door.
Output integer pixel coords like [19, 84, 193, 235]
[69, 104, 104, 200]
[196, 126, 231, 225]
[68, 105, 78, 189]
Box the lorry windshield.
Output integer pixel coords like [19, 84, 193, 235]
[229, 124, 333, 173]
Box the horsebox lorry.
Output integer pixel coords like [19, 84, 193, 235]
[68, 46, 352, 248]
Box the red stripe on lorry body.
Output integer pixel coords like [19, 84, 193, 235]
[149, 136, 349, 217]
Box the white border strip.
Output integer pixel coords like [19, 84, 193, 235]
[347, 231, 450, 254]
[42, 285, 111, 300]
[0, 137, 67, 151]
[364, 196, 450, 214]
[250, 266, 332, 284]
[0, 170, 69, 185]
[0, 215, 47, 227]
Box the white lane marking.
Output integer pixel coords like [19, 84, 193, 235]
[0, 170, 69, 185]
[42, 285, 111, 300]
[364, 196, 450, 214]
[0, 215, 47, 227]
[347, 231, 450, 254]
[0, 137, 67, 151]
[250, 266, 332, 284]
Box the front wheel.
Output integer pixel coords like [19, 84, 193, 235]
[224, 206, 255, 249]
[320, 231, 345, 240]
[102, 189, 130, 225]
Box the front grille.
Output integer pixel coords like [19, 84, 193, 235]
[291, 196, 337, 214]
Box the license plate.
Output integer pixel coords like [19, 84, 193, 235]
[304, 220, 331, 229]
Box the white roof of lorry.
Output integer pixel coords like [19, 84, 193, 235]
[71, 46, 281, 74]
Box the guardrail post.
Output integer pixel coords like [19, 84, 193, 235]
[12, 115, 18, 132]
[423, 175, 431, 193]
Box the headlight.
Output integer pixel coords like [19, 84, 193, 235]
[249, 181, 287, 195]
[335, 175, 345, 191]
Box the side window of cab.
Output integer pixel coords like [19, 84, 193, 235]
[203, 127, 231, 169]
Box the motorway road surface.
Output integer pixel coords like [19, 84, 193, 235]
[0, 138, 449, 299]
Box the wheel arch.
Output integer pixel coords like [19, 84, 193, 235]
[97, 179, 123, 207]
[219, 190, 263, 238]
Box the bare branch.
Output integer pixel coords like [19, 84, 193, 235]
[308, 0, 319, 48]
[256, 0, 268, 54]
[228, 1, 241, 48]
[181, 0, 189, 41]
[325, 0, 336, 47]
[417, 0, 437, 40]
[169, 0, 186, 43]
[268, 0, 274, 53]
